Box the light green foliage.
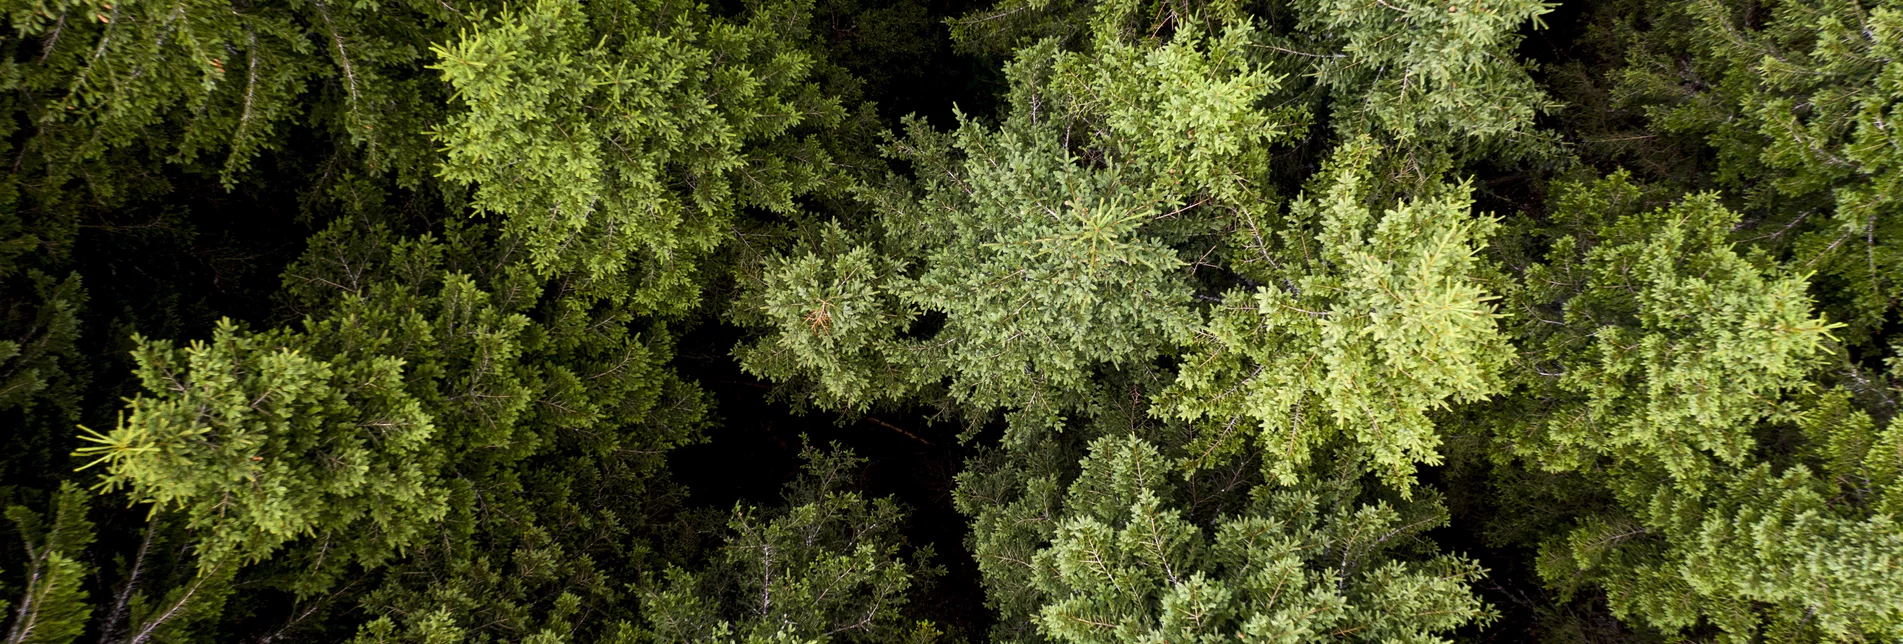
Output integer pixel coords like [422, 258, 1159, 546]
[432, 0, 844, 309]
[1043, 20, 1288, 204]
[734, 223, 918, 409]
[351, 609, 469, 644]
[2, 484, 95, 644]
[891, 115, 1195, 416]
[1016, 435, 1494, 643]
[1539, 425, 1903, 641]
[738, 22, 1298, 420]
[1503, 175, 1900, 640]
[948, 369, 1492, 642]
[1604, 0, 1903, 343]
[1793, 390, 1903, 519]
[1285, 0, 1556, 146]
[1515, 179, 1836, 481]
[948, 0, 1556, 152]
[1163, 142, 1510, 489]
[642, 447, 939, 643]
[74, 318, 445, 573]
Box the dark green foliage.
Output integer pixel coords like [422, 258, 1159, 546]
[0, 272, 85, 490]
[642, 446, 939, 643]
[3, 484, 94, 644]
[3, 0, 1902, 640]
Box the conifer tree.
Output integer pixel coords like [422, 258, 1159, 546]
[7, 0, 892, 639]
[1492, 174, 1903, 640]
[641, 446, 939, 644]
[1565, 0, 1903, 346]
[3, 484, 94, 644]
[6, 0, 1903, 639]
[1161, 140, 1511, 490]
[733, 0, 1543, 639]
[1022, 435, 1492, 643]
[736, 11, 1297, 423]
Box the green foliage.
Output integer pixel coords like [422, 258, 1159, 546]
[1282, 0, 1557, 148]
[1, 0, 461, 196]
[5, 0, 1903, 639]
[1589, 0, 1903, 345]
[1025, 435, 1494, 643]
[0, 272, 87, 488]
[733, 222, 919, 409]
[642, 446, 939, 643]
[1532, 428, 1903, 641]
[74, 318, 445, 573]
[3, 484, 95, 644]
[1499, 174, 1899, 640]
[432, 0, 845, 306]
[250, 216, 714, 636]
[944, 0, 1558, 156]
[737, 20, 1300, 421]
[1512, 178, 1837, 481]
[1162, 141, 1510, 489]
[30, 0, 864, 634]
[0, 274, 84, 417]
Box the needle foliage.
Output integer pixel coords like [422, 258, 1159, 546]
[2, 0, 1901, 640]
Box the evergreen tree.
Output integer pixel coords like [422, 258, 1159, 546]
[1558, 0, 1903, 346]
[641, 446, 939, 643]
[1160, 140, 1511, 490]
[734, 0, 1542, 639]
[1023, 435, 1492, 643]
[7, 0, 904, 639]
[4, 0, 1902, 639]
[3, 484, 94, 644]
[1492, 173, 1903, 640]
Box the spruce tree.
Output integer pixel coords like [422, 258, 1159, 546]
[6, 0, 898, 639]
[4, 0, 1902, 639]
[640, 446, 939, 643]
[732, 0, 1552, 639]
[3, 484, 94, 644]
[1492, 173, 1903, 640]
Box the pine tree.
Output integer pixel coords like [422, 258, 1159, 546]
[1495, 173, 1902, 640]
[6, 0, 895, 638]
[3, 484, 95, 644]
[1160, 139, 1511, 490]
[640, 446, 940, 644]
[1022, 435, 1493, 643]
[9, 0, 1903, 638]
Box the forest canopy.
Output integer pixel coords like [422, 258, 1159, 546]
[1, 0, 1901, 641]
